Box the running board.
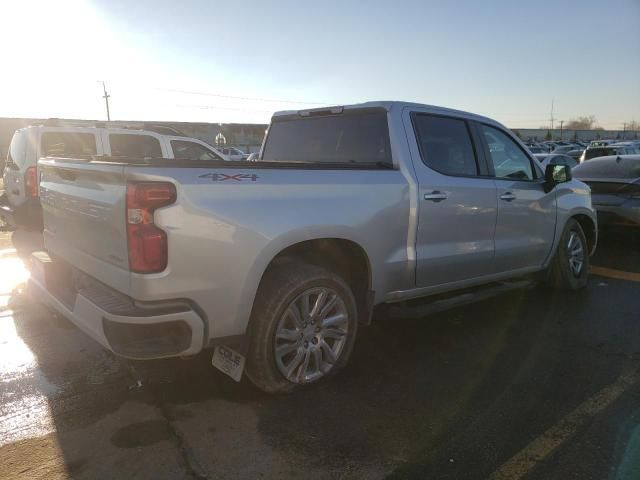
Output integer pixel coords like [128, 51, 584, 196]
[386, 279, 535, 319]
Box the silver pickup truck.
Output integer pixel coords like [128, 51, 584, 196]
[29, 101, 597, 393]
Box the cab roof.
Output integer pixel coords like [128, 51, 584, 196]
[273, 101, 504, 128]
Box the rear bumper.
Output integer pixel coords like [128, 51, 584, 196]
[28, 251, 206, 359]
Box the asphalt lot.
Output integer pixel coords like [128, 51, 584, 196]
[1, 229, 639, 480]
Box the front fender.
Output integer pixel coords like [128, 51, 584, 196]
[545, 180, 598, 265]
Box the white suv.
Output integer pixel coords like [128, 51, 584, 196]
[1, 125, 227, 229]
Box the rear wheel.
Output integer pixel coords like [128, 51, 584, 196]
[545, 219, 590, 290]
[245, 262, 358, 394]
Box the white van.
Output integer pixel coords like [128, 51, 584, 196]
[1, 125, 228, 229]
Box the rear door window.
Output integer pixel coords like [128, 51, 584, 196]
[41, 132, 97, 157]
[262, 109, 391, 165]
[170, 140, 223, 161]
[110, 134, 163, 158]
[412, 114, 479, 176]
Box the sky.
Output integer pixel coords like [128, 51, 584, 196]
[0, 0, 638, 129]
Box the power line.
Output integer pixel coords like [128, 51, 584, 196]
[151, 86, 336, 106]
[175, 103, 274, 114]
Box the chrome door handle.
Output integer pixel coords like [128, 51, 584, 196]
[500, 192, 516, 201]
[424, 191, 448, 202]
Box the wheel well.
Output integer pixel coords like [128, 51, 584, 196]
[262, 239, 373, 324]
[572, 214, 596, 254]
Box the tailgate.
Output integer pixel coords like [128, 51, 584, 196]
[39, 159, 131, 293]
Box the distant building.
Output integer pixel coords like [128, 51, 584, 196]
[511, 128, 637, 143]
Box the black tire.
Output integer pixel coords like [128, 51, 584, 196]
[545, 219, 590, 290]
[245, 262, 358, 394]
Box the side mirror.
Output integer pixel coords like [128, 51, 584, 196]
[544, 164, 572, 192]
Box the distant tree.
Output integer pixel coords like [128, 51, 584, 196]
[545, 130, 552, 141]
[513, 129, 522, 139]
[565, 115, 599, 130]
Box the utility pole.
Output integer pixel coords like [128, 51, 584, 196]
[559, 120, 564, 141]
[622, 123, 627, 140]
[549, 99, 555, 132]
[101, 81, 111, 121]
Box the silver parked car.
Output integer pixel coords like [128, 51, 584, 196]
[29, 101, 597, 393]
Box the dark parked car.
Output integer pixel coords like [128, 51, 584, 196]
[552, 144, 581, 155]
[573, 155, 640, 228]
[526, 144, 548, 154]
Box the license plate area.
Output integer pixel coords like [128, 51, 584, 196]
[212, 345, 246, 382]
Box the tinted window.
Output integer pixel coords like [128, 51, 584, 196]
[585, 147, 615, 160]
[170, 140, 223, 161]
[41, 132, 97, 157]
[573, 157, 640, 179]
[479, 124, 534, 180]
[262, 110, 391, 165]
[9, 131, 27, 167]
[412, 114, 478, 176]
[110, 134, 162, 158]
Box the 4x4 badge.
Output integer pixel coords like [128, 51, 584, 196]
[199, 173, 259, 182]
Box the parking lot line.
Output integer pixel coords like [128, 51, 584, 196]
[487, 367, 640, 480]
[591, 266, 640, 283]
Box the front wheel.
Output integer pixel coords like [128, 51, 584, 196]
[245, 262, 358, 394]
[545, 219, 590, 290]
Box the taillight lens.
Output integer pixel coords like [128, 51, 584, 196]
[25, 167, 38, 198]
[126, 182, 176, 273]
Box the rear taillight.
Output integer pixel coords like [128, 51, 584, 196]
[126, 182, 176, 273]
[25, 167, 38, 198]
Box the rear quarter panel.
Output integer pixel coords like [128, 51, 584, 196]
[125, 166, 412, 339]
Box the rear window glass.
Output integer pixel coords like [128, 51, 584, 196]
[585, 147, 616, 160]
[110, 134, 162, 158]
[262, 110, 391, 165]
[573, 157, 640, 179]
[41, 132, 97, 157]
